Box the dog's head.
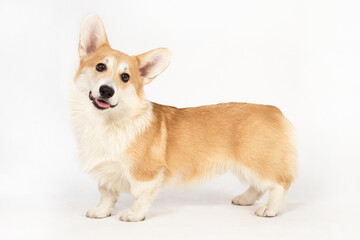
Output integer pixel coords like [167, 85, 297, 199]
[73, 15, 171, 115]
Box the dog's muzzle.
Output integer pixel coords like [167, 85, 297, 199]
[89, 91, 118, 110]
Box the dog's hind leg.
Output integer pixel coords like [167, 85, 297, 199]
[255, 184, 286, 217]
[232, 185, 265, 206]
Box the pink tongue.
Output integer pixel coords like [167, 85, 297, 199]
[95, 99, 110, 108]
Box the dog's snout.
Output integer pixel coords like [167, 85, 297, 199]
[99, 85, 114, 98]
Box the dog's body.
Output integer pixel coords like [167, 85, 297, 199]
[70, 15, 297, 222]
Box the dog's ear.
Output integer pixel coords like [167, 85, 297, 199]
[78, 15, 109, 59]
[136, 48, 171, 85]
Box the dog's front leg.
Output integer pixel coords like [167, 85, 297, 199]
[120, 177, 163, 222]
[86, 184, 119, 218]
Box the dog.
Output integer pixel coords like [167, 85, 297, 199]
[70, 15, 297, 222]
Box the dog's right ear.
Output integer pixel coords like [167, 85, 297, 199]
[78, 15, 109, 59]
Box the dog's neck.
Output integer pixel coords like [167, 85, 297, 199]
[104, 99, 153, 131]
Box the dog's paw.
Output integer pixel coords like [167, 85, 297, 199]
[119, 209, 146, 222]
[255, 205, 278, 217]
[232, 195, 255, 206]
[85, 207, 111, 219]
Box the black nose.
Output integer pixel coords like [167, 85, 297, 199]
[99, 85, 114, 98]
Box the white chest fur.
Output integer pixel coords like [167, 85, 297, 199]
[69, 85, 153, 192]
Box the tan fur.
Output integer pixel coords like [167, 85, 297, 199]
[128, 103, 296, 190]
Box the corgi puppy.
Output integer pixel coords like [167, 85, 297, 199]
[70, 15, 297, 222]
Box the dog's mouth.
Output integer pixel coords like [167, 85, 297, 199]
[89, 92, 118, 110]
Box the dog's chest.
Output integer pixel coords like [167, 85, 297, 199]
[70, 92, 153, 190]
[72, 113, 138, 190]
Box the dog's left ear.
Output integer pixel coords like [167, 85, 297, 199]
[79, 15, 109, 59]
[136, 48, 171, 85]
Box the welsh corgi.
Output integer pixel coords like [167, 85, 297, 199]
[70, 15, 297, 222]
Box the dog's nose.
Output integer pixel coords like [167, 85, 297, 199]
[99, 85, 114, 98]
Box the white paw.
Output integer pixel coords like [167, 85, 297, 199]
[119, 209, 146, 222]
[85, 207, 111, 219]
[255, 205, 278, 217]
[232, 195, 255, 206]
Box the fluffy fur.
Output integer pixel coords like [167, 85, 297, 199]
[70, 15, 297, 222]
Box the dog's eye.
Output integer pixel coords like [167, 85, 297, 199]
[96, 63, 106, 72]
[121, 73, 130, 82]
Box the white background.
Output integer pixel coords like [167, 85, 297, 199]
[0, 0, 359, 239]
